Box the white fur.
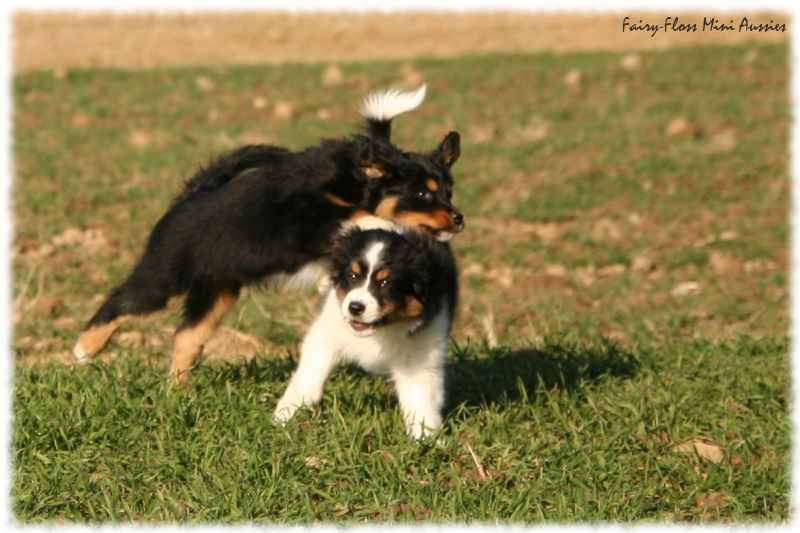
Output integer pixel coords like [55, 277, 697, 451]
[359, 84, 427, 122]
[340, 241, 385, 329]
[73, 344, 90, 364]
[434, 231, 456, 243]
[262, 260, 331, 293]
[274, 290, 451, 441]
[341, 215, 407, 235]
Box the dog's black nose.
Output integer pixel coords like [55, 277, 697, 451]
[452, 211, 464, 227]
[348, 301, 366, 316]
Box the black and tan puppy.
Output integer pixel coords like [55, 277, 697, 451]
[73, 84, 463, 380]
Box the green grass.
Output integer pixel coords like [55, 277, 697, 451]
[13, 336, 789, 523]
[11, 42, 790, 524]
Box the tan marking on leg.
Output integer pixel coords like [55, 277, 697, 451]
[166, 293, 187, 311]
[169, 290, 238, 382]
[75, 316, 128, 360]
[426, 178, 439, 192]
[324, 192, 355, 207]
[375, 197, 399, 220]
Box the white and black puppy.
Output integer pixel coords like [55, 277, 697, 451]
[274, 228, 458, 440]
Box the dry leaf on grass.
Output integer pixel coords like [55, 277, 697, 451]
[671, 281, 700, 298]
[621, 53, 641, 71]
[128, 130, 151, 148]
[590, 218, 623, 242]
[597, 264, 626, 277]
[564, 69, 582, 86]
[545, 264, 567, 277]
[707, 251, 742, 276]
[574, 266, 596, 287]
[32, 295, 64, 315]
[195, 75, 216, 91]
[696, 493, 728, 508]
[708, 128, 737, 152]
[201, 326, 262, 363]
[400, 63, 424, 86]
[118, 331, 145, 347]
[273, 101, 295, 120]
[321, 64, 343, 85]
[51, 227, 113, 252]
[666, 117, 700, 138]
[674, 439, 725, 464]
[631, 254, 655, 273]
[304, 456, 329, 470]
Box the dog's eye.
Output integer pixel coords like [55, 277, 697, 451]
[379, 278, 391, 288]
[417, 189, 433, 201]
[348, 271, 358, 280]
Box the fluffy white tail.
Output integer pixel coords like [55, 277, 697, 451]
[359, 84, 427, 122]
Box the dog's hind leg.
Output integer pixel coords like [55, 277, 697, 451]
[74, 281, 180, 363]
[169, 281, 240, 382]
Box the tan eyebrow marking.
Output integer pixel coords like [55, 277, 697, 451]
[426, 178, 439, 192]
[351, 261, 362, 275]
[375, 268, 390, 281]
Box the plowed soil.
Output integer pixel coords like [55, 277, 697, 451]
[13, 11, 788, 71]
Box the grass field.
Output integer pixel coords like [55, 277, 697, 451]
[11, 42, 790, 523]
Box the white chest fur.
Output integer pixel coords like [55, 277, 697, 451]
[274, 289, 451, 440]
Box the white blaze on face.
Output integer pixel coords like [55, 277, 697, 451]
[341, 241, 385, 329]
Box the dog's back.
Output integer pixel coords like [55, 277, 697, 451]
[74, 84, 463, 383]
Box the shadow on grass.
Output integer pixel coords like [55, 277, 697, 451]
[444, 339, 640, 412]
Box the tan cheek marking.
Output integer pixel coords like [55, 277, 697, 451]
[380, 299, 398, 316]
[397, 296, 424, 320]
[351, 261, 362, 275]
[426, 178, 439, 193]
[375, 268, 390, 281]
[394, 209, 455, 231]
[375, 197, 400, 220]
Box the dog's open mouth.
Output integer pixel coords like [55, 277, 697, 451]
[349, 319, 376, 332]
[420, 225, 461, 242]
[346, 317, 389, 335]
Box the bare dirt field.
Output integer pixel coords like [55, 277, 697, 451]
[13, 10, 789, 71]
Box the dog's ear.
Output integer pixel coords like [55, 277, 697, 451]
[360, 162, 391, 179]
[432, 131, 460, 170]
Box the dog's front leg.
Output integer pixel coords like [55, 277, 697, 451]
[274, 325, 340, 423]
[391, 357, 445, 441]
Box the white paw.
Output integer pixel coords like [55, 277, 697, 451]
[73, 343, 90, 364]
[406, 420, 443, 443]
[273, 402, 299, 424]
